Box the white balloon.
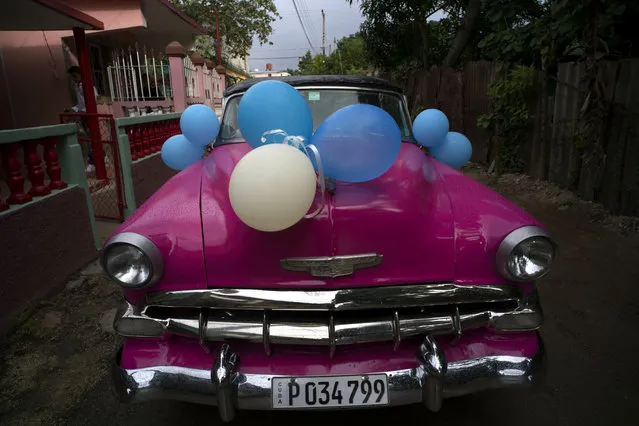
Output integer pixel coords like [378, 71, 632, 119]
[229, 144, 317, 232]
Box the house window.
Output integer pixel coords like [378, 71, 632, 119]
[205, 89, 211, 99]
[89, 44, 107, 96]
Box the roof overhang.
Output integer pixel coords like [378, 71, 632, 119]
[67, 0, 207, 52]
[0, 0, 104, 31]
[155, 0, 208, 35]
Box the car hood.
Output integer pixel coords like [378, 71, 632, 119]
[201, 142, 456, 289]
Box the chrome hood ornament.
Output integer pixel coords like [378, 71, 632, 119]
[280, 253, 383, 278]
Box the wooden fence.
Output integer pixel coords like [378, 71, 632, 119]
[399, 59, 639, 217]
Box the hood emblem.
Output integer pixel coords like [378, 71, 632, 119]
[280, 254, 383, 278]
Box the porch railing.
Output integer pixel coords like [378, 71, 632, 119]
[202, 62, 223, 107]
[0, 126, 71, 211]
[107, 45, 172, 103]
[0, 123, 99, 246]
[118, 113, 182, 162]
[184, 55, 199, 99]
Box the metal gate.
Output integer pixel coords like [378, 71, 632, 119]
[59, 113, 126, 221]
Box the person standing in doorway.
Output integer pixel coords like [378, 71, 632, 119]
[67, 66, 106, 173]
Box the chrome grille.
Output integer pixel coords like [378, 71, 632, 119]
[114, 284, 542, 357]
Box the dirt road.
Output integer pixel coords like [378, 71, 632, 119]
[1, 170, 638, 425]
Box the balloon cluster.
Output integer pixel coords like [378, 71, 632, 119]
[230, 80, 402, 232]
[161, 104, 220, 171]
[412, 109, 472, 169]
[160, 84, 472, 234]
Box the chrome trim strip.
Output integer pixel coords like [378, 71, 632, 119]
[452, 306, 462, 339]
[114, 290, 543, 344]
[144, 283, 523, 311]
[199, 311, 209, 353]
[113, 335, 543, 419]
[101, 232, 164, 288]
[496, 226, 556, 282]
[392, 310, 401, 351]
[328, 313, 336, 359]
[280, 253, 383, 278]
[262, 311, 271, 357]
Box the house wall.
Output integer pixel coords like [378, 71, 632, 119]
[0, 186, 97, 334]
[0, 0, 148, 129]
[0, 31, 72, 129]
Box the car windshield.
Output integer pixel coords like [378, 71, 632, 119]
[216, 88, 413, 145]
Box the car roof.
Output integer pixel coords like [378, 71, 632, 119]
[223, 75, 404, 97]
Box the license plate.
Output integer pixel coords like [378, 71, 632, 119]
[272, 374, 389, 409]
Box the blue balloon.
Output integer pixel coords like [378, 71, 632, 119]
[430, 132, 472, 169]
[180, 104, 220, 147]
[237, 80, 313, 149]
[310, 104, 402, 183]
[161, 135, 204, 171]
[413, 109, 449, 147]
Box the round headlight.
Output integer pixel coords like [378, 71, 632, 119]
[101, 233, 163, 288]
[496, 226, 556, 282]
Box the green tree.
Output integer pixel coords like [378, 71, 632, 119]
[347, 0, 487, 73]
[478, 0, 639, 68]
[293, 34, 370, 75]
[174, 0, 279, 59]
[297, 51, 313, 75]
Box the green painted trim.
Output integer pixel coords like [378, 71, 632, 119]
[0, 185, 78, 216]
[57, 132, 100, 250]
[0, 123, 76, 144]
[114, 112, 182, 128]
[116, 130, 137, 219]
[132, 152, 161, 164]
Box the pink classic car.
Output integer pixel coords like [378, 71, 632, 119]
[104, 76, 554, 421]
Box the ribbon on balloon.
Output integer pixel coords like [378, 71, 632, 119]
[259, 128, 327, 219]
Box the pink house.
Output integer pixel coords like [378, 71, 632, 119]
[0, 0, 226, 130]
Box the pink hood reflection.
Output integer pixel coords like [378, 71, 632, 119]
[201, 143, 454, 288]
[117, 141, 542, 301]
[201, 142, 540, 289]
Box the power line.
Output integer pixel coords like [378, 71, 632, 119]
[299, 0, 318, 41]
[252, 47, 319, 51]
[291, 0, 316, 53]
[249, 56, 306, 60]
[297, 1, 317, 48]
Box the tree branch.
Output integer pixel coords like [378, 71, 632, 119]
[443, 0, 482, 67]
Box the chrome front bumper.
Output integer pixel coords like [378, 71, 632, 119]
[113, 334, 545, 422]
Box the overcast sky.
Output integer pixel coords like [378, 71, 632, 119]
[248, 0, 364, 72]
[248, 1, 447, 72]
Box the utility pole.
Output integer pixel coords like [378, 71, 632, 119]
[321, 9, 326, 56]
